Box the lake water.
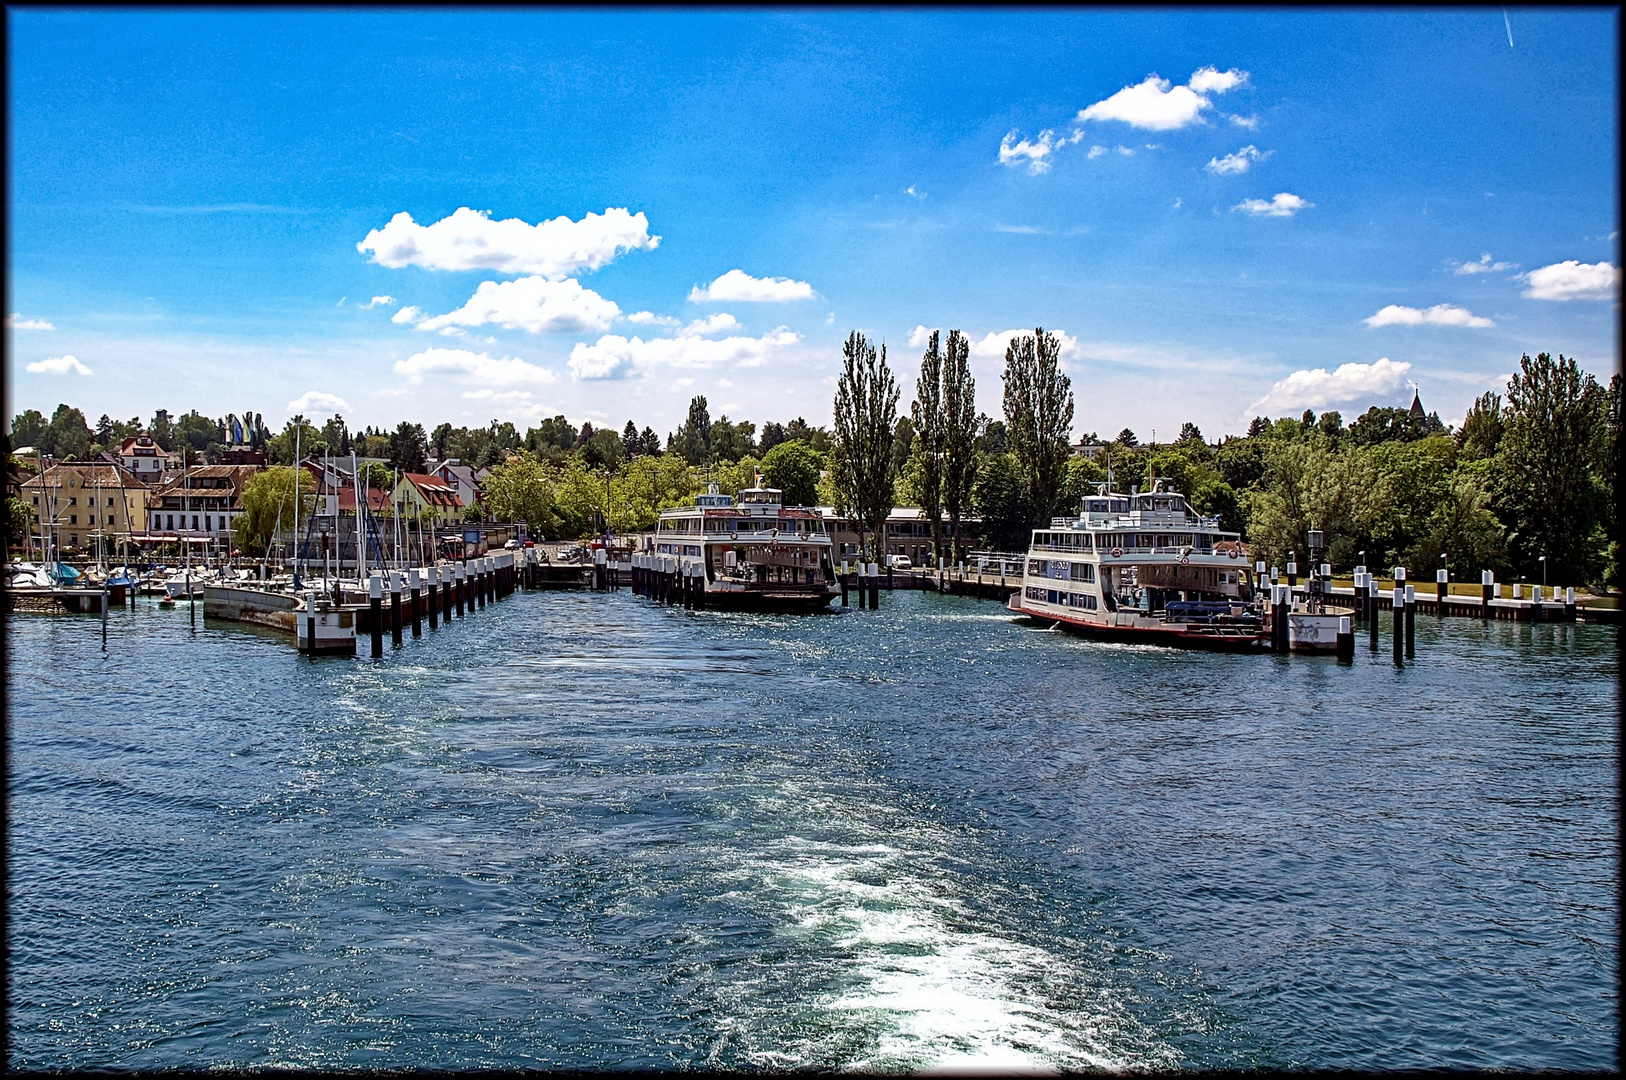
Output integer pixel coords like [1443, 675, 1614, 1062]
[6, 589, 1618, 1069]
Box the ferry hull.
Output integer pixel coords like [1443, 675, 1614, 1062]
[702, 585, 838, 612]
[1010, 595, 1268, 652]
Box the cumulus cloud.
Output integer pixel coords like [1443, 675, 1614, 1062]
[1207, 145, 1271, 174]
[394, 347, 559, 387]
[1000, 130, 1058, 174]
[1453, 253, 1518, 275]
[1086, 144, 1107, 159]
[1248, 358, 1412, 414]
[1521, 260, 1621, 301]
[1077, 67, 1247, 131]
[413, 276, 621, 335]
[357, 206, 659, 278]
[391, 305, 423, 324]
[968, 328, 1082, 361]
[908, 325, 938, 348]
[25, 354, 91, 376]
[627, 310, 681, 327]
[689, 269, 815, 303]
[362, 295, 396, 308]
[1225, 113, 1260, 130]
[1187, 65, 1250, 94]
[287, 390, 350, 413]
[568, 328, 800, 381]
[1364, 304, 1493, 328]
[679, 313, 742, 337]
[5, 313, 54, 330]
[1234, 192, 1312, 217]
[905, 184, 926, 199]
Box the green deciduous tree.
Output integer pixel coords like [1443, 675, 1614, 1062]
[480, 457, 563, 537]
[674, 396, 712, 465]
[831, 331, 898, 562]
[940, 331, 978, 562]
[234, 466, 315, 556]
[761, 439, 822, 507]
[1495, 352, 1611, 584]
[910, 331, 946, 564]
[1002, 328, 1074, 529]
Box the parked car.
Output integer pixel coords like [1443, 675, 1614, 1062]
[886, 554, 913, 570]
[504, 539, 521, 550]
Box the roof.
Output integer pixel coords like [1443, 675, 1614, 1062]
[21, 462, 148, 490]
[338, 486, 392, 512]
[399, 472, 464, 508]
[152, 464, 259, 496]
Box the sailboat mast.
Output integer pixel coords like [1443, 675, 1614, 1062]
[292, 423, 301, 587]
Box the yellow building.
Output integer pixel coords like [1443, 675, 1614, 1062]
[392, 472, 465, 528]
[19, 461, 151, 557]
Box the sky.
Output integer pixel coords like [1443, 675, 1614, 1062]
[6, 8, 1620, 444]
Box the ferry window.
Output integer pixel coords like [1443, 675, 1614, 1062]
[1177, 534, 1193, 546]
[1027, 559, 1046, 576]
[1079, 534, 1092, 549]
[1154, 498, 1169, 510]
[1072, 562, 1095, 583]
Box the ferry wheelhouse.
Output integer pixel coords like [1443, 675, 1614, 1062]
[649, 485, 840, 611]
[1008, 480, 1268, 649]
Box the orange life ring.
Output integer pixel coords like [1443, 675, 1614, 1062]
[1228, 548, 1238, 559]
[1111, 547, 1124, 558]
[1180, 555, 1190, 565]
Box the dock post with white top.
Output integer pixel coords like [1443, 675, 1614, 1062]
[390, 572, 403, 646]
[1404, 584, 1416, 657]
[1437, 567, 1448, 614]
[1392, 586, 1404, 663]
[1480, 570, 1493, 620]
[369, 573, 383, 658]
[427, 565, 439, 629]
[409, 568, 422, 638]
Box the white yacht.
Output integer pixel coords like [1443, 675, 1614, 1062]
[1009, 480, 1268, 649]
[646, 484, 840, 611]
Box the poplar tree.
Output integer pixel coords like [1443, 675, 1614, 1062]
[940, 330, 978, 563]
[832, 331, 898, 562]
[910, 331, 945, 565]
[1002, 327, 1074, 529]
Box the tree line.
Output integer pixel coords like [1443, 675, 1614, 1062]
[8, 350, 1617, 587]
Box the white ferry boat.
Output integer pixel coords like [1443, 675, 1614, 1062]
[1008, 480, 1268, 650]
[648, 484, 840, 611]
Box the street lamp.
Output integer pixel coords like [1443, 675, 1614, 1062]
[1539, 555, 1547, 588]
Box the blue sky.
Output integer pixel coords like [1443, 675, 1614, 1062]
[6, 8, 1619, 442]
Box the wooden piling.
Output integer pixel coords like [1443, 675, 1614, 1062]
[1480, 570, 1492, 620]
[390, 574, 403, 646]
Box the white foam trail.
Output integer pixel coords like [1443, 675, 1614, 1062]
[740, 835, 1175, 1073]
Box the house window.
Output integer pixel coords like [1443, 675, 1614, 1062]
[70, 514, 78, 524]
[31, 496, 38, 505]
[68, 497, 77, 506]
[167, 515, 174, 529]
[70, 534, 78, 545]
[191, 515, 199, 530]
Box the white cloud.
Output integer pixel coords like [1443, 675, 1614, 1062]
[25, 354, 91, 376]
[679, 312, 742, 337]
[1117, 145, 1135, 156]
[994, 224, 1046, 234]
[1077, 67, 1246, 132]
[1207, 145, 1271, 175]
[286, 390, 350, 414]
[362, 295, 396, 309]
[1187, 65, 1250, 94]
[905, 184, 926, 199]
[1248, 358, 1412, 414]
[627, 310, 681, 327]
[999, 130, 1057, 174]
[568, 328, 800, 381]
[968, 328, 1082, 361]
[1452, 253, 1517, 275]
[1086, 144, 1107, 159]
[1172, 197, 1183, 209]
[391, 305, 423, 324]
[1234, 192, 1312, 217]
[357, 206, 659, 278]
[414, 276, 621, 335]
[5, 313, 54, 330]
[457, 388, 554, 420]
[1225, 113, 1260, 130]
[394, 347, 559, 387]
[1364, 304, 1494, 328]
[689, 269, 815, 303]
[1521, 260, 1621, 301]
[908, 325, 938, 348]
